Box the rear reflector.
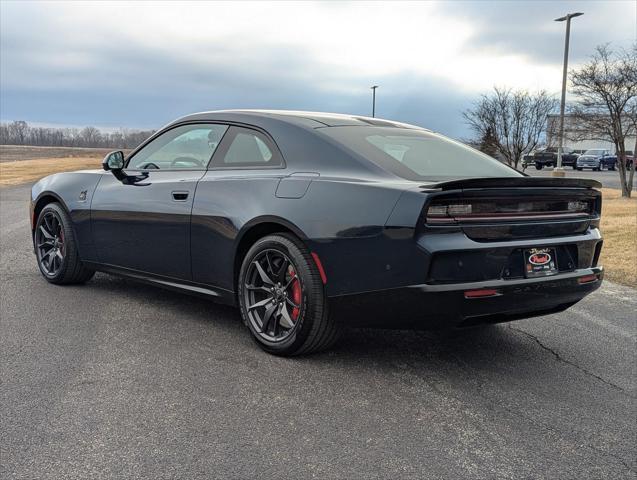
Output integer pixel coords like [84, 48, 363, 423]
[311, 252, 327, 284]
[577, 274, 598, 284]
[464, 288, 500, 299]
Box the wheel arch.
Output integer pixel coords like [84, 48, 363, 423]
[32, 192, 70, 236]
[233, 216, 309, 293]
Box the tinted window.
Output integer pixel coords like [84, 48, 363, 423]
[215, 127, 282, 168]
[320, 126, 521, 181]
[128, 124, 228, 170]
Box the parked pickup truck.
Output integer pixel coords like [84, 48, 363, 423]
[533, 147, 579, 169]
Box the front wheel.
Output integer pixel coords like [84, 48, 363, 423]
[34, 203, 95, 284]
[237, 234, 340, 356]
[535, 163, 543, 170]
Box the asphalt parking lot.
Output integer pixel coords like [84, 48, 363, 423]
[524, 166, 631, 190]
[1, 183, 636, 479]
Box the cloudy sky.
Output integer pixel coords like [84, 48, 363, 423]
[1, 0, 635, 138]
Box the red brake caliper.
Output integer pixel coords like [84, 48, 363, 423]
[288, 265, 301, 321]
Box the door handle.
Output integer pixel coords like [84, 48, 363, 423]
[171, 191, 189, 201]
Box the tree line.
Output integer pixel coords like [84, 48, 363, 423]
[464, 42, 636, 198]
[0, 121, 155, 150]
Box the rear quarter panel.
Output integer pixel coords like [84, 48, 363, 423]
[190, 173, 414, 296]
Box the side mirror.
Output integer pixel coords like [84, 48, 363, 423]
[102, 151, 125, 171]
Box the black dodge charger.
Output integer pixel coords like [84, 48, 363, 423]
[30, 110, 603, 355]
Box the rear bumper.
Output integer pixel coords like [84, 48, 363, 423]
[330, 267, 603, 329]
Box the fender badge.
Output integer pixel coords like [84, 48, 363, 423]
[79, 190, 87, 201]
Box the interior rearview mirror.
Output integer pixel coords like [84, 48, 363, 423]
[102, 151, 125, 171]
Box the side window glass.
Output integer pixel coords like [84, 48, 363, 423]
[218, 128, 281, 167]
[127, 124, 228, 170]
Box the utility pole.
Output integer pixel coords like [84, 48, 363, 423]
[371, 85, 378, 117]
[552, 12, 583, 177]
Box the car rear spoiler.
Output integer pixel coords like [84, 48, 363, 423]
[420, 177, 602, 191]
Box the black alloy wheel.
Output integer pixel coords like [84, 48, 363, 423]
[243, 248, 303, 342]
[35, 210, 65, 277]
[238, 234, 340, 356]
[34, 203, 95, 284]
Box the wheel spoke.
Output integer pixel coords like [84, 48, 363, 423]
[39, 225, 54, 240]
[246, 284, 271, 293]
[38, 239, 54, 248]
[283, 275, 296, 290]
[265, 251, 275, 278]
[260, 303, 277, 332]
[279, 303, 295, 329]
[56, 250, 64, 260]
[275, 257, 289, 281]
[272, 304, 281, 337]
[51, 215, 59, 233]
[248, 297, 273, 311]
[254, 260, 274, 285]
[285, 297, 300, 309]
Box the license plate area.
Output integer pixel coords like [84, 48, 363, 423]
[524, 248, 558, 278]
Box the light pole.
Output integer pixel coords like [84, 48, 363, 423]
[552, 11, 583, 178]
[371, 85, 378, 117]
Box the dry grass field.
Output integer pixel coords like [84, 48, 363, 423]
[599, 188, 637, 287]
[0, 152, 635, 287]
[0, 157, 102, 186]
[0, 145, 118, 162]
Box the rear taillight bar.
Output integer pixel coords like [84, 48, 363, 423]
[426, 198, 593, 225]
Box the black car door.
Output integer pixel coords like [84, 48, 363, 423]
[91, 123, 228, 279]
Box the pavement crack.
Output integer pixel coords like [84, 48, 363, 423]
[508, 325, 635, 398]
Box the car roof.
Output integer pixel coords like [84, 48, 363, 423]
[174, 109, 428, 131]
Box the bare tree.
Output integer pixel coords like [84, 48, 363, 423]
[569, 44, 637, 197]
[0, 121, 155, 149]
[463, 87, 557, 169]
[7, 120, 29, 144]
[80, 126, 102, 146]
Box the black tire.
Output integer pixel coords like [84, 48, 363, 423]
[237, 233, 340, 356]
[34, 202, 95, 285]
[535, 163, 543, 170]
[576, 167, 583, 171]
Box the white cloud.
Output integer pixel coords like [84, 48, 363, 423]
[5, 0, 633, 95]
[1, 0, 634, 134]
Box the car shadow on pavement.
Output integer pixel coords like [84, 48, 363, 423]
[88, 272, 543, 374]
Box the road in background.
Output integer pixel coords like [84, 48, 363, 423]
[523, 167, 631, 190]
[2, 183, 636, 479]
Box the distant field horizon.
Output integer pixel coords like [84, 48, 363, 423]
[0, 145, 132, 163]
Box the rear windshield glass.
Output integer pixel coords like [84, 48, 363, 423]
[320, 126, 521, 181]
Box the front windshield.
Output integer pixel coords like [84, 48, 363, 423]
[583, 149, 605, 155]
[320, 126, 521, 181]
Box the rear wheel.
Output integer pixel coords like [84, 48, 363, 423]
[535, 163, 543, 170]
[237, 233, 340, 356]
[34, 203, 94, 284]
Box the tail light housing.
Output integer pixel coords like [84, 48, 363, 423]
[426, 197, 594, 225]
